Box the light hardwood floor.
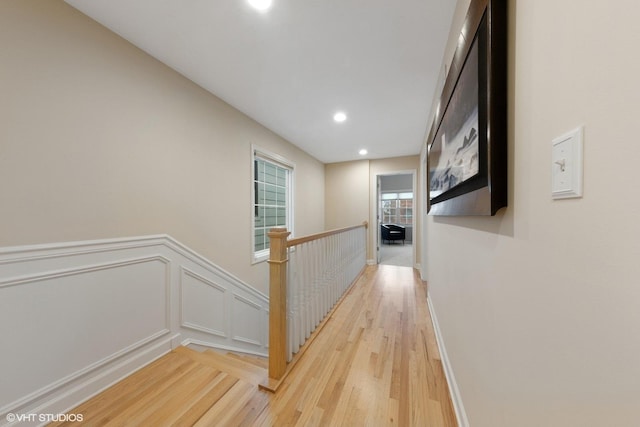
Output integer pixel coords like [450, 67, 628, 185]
[51, 265, 456, 426]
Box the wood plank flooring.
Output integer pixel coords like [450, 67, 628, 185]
[50, 265, 456, 426]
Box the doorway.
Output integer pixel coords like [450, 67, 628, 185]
[376, 172, 415, 267]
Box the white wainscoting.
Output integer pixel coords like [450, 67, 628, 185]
[0, 235, 269, 426]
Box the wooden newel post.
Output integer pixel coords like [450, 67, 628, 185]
[267, 227, 291, 380]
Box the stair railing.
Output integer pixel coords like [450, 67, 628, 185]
[266, 222, 368, 384]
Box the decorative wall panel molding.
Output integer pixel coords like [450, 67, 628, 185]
[0, 235, 268, 425]
[231, 293, 265, 346]
[180, 266, 228, 338]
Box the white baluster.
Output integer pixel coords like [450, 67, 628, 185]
[275, 224, 367, 366]
[291, 244, 298, 354]
[287, 246, 296, 360]
[299, 243, 307, 349]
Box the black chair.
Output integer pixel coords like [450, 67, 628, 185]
[381, 224, 405, 245]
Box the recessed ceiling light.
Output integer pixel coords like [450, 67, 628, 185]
[248, 0, 272, 11]
[333, 112, 347, 123]
[359, 149, 368, 156]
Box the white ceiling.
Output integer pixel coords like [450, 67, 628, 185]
[65, 0, 456, 164]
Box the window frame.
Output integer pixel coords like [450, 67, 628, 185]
[251, 146, 295, 264]
[381, 191, 413, 226]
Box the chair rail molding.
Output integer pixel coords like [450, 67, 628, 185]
[0, 235, 269, 425]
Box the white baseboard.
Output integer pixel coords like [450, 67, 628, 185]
[427, 294, 469, 427]
[0, 235, 268, 425]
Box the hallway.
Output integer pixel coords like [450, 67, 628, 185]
[261, 264, 456, 426]
[54, 265, 456, 426]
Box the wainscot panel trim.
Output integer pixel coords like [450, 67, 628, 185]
[0, 235, 269, 424]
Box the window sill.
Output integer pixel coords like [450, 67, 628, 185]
[252, 250, 270, 265]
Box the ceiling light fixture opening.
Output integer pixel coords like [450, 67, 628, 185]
[333, 112, 347, 123]
[248, 0, 272, 11]
[359, 149, 368, 156]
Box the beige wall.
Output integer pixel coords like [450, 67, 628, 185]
[325, 160, 370, 230]
[0, 0, 325, 295]
[325, 156, 420, 264]
[422, 0, 640, 426]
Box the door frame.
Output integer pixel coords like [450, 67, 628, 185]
[372, 170, 417, 267]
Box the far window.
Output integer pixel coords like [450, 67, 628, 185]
[253, 149, 293, 263]
[381, 192, 413, 225]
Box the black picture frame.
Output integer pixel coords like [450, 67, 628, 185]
[427, 0, 507, 216]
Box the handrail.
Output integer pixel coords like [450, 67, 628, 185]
[287, 221, 369, 247]
[264, 221, 368, 390]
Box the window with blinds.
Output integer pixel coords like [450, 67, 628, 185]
[253, 150, 293, 262]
